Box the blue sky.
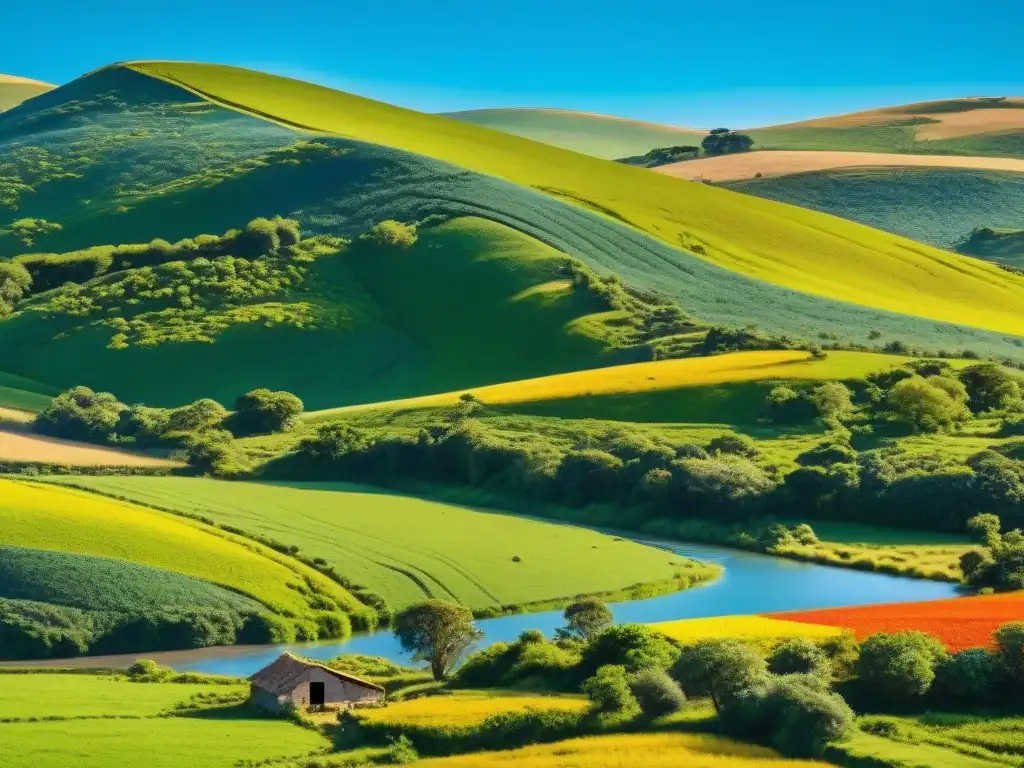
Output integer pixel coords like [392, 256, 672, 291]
[4, 0, 1022, 126]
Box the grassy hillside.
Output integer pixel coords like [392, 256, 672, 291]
[37, 476, 707, 613]
[442, 108, 706, 159]
[0, 75, 53, 113]
[0, 478, 361, 619]
[727, 167, 1024, 253]
[127, 62, 1024, 341]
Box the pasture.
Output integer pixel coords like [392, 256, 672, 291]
[657, 150, 1024, 182]
[416, 732, 832, 767]
[444, 108, 707, 159]
[0, 478, 360, 618]
[770, 593, 1024, 651]
[128, 62, 1024, 339]
[39, 476, 691, 612]
[311, 350, 945, 424]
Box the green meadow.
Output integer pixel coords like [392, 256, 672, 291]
[38, 476, 704, 613]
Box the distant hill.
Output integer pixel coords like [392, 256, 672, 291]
[441, 108, 706, 160]
[0, 74, 54, 112]
[1, 63, 1024, 411]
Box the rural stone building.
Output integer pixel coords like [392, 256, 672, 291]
[248, 652, 385, 712]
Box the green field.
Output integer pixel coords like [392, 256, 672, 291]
[128, 62, 1024, 340]
[957, 227, 1024, 269]
[0, 478, 362, 620]
[443, 108, 707, 159]
[37, 476, 700, 612]
[728, 167, 1024, 254]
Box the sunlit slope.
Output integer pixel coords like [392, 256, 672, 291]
[0, 74, 53, 112]
[128, 63, 1024, 337]
[311, 350, 924, 424]
[442, 108, 706, 159]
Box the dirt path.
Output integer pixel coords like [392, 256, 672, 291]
[655, 150, 1024, 182]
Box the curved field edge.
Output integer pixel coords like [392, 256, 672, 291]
[0, 431, 180, 467]
[0, 478, 366, 619]
[124, 62, 1024, 339]
[655, 150, 1024, 182]
[30, 476, 719, 614]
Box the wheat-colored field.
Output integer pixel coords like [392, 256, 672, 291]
[650, 615, 843, 644]
[656, 150, 1024, 182]
[766, 97, 1024, 134]
[0, 430, 178, 467]
[353, 691, 588, 729]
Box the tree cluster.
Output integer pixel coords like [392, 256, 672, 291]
[701, 128, 755, 156]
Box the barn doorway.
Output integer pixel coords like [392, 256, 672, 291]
[310, 682, 325, 707]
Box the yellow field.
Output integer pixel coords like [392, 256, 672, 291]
[650, 615, 843, 644]
[417, 732, 832, 767]
[656, 150, 1024, 182]
[0, 479, 359, 615]
[126, 62, 1024, 338]
[0, 430, 178, 467]
[311, 350, 930, 417]
[353, 691, 588, 729]
[0, 74, 54, 112]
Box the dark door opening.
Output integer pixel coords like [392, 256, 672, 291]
[309, 681, 325, 706]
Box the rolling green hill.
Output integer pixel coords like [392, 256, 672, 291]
[0, 75, 53, 113]
[727, 167, 1024, 256]
[441, 108, 707, 159]
[3, 63, 1024, 413]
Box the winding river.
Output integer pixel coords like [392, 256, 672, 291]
[35, 535, 960, 676]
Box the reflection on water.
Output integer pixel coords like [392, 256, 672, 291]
[167, 537, 961, 677]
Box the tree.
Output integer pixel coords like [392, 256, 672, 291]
[0, 259, 31, 314]
[994, 622, 1024, 685]
[580, 624, 680, 674]
[393, 600, 483, 681]
[556, 597, 612, 642]
[671, 638, 768, 713]
[811, 382, 853, 420]
[768, 638, 831, 680]
[934, 649, 999, 703]
[886, 375, 969, 432]
[855, 631, 949, 705]
[165, 398, 228, 434]
[230, 388, 304, 436]
[33, 386, 125, 442]
[765, 385, 816, 424]
[702, 129, 755, 156]
[582, 664, 639, 714]
[960, 363, 1022, 413]
[628, 668, 687, 717]
[966, 513, 1002, 544]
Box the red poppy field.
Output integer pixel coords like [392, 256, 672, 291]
[768, 593, 1024, 651]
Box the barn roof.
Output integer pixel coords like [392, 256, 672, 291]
[249, 651, 384, 695]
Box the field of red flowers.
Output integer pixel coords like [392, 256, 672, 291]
[768, 593, 1024, 651]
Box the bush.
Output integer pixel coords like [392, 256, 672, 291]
[628, 668, 686, 717]
[768, 638, 831, 680]
[229, 388, 304, 436]
[994, 621, 1024, 685]
[34, 386, 125, 442]
[708, 434, 758, 458]
[581, 624, 680, 676]
[887, 376, 970, 432]
[582, 664, 638, 715]
[960, 363, 1023, 413]
[934, 648, 1000, 704]
[811, 382, 853, 420]
[671, 638, 768, 713]
[765, 385, 816, 424]
[365, 220, 418, 248]
[382, 734, 418, 764]
[856, 631, 950, 706]
[126, 659, 168, 679]
[0, 259, 32, 313]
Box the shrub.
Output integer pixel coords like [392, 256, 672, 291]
[765, 385, 816, 424]
[0, 259, 31, 313]
[960, 363, 1023, 413]
[382, 734, 418, 764]
[856, 631, 950, 705]
[708, 434, 758, 458]
[671, 638, 768, 713]
[994, 621, 1024, 684]
[768, 638, 831, 680]
[628, 668, 686, 717]
[934, 648, 1000, 703]
[229, 388, 304, 436]
[581, 624, 680, 676]
[126, 659, 168, 679]
[811, 382, 853, 420]
[365, 220, 418, 248]
[582, 664, 639, 715]
[34, 386, 125, 442]
[886, 375, 970, 432]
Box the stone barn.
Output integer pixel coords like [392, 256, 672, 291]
[249, 652, 385, 712]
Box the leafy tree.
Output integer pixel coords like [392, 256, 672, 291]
[994, 622, 1024, 685]
[768, 638, 831, 680]
[230, 388, 304, 436]
[393, 599, 483, 680]
[673, 456, 775, 516]
[966, 513, 1002, 544]
[0, 259, 31, 314]
[765, 385, 816, 424]
[556, 597, 612, 642]
[582, 664, 638, 714]
[702, 129, 755, 156]
[165, 398, 228, 434]
[960, 363, 1023, 413]
[934, 649, 999, 703]
[671, 638, 768, 713]
[855, 631, 949, 705]
[581, 624, 680, 674]
[628, 668, 687, 717]
[811, 382, 853, 420]
[886, 375, 969, 432]
[34, 386, 125, 442]
[299, 423, 372, 463]
[554, 449, 624, 505]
